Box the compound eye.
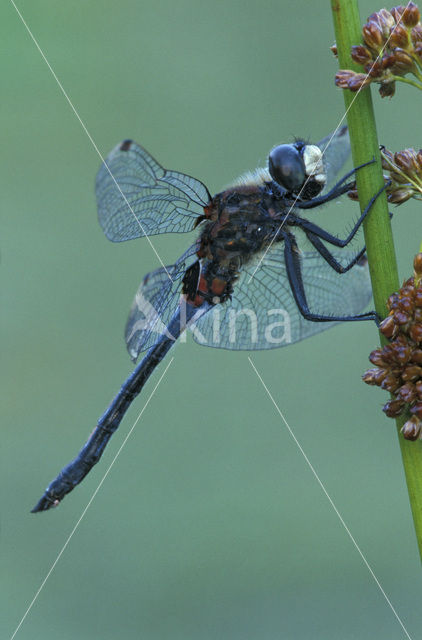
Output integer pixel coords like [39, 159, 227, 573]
[268, 144, 305, 192]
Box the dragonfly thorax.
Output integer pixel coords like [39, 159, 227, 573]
[186, 185, 283, 307]
[199, 185, 281, 264]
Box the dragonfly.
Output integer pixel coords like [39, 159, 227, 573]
[32, 126, 378, 512]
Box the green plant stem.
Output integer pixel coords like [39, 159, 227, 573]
[393, 75, 422, 91]
[331, 0, 422, 562]
[412, 56, 422, 76]
[411, 63, 422, 83]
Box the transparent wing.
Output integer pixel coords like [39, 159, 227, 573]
[125, 244, 198, 360]
[96, 140, 211, 242]
[191, 243, 372, 350]
[317, 126, 351, 191]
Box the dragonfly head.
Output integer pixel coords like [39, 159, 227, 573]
[268, 141, 326, 199]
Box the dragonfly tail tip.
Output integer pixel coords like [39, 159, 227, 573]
[30, 494, 60, 513]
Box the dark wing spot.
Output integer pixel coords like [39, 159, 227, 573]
[338, 125, 348, 139]
[120, 139, 132, 152]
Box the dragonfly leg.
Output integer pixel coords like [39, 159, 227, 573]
[294, 182, 388, 248]
[297, 158, 376, 207]
[282, 231, 378, 324]
[304, 231, 366, 273]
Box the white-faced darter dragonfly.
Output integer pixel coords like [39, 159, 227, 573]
[32, 126, 379, 512]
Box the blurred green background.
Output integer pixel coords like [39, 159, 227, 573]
[3, 1, 422, 638]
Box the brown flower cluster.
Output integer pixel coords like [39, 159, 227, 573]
[347, 146, 422, 205]
[334, 3, 422, 97]
[363, 253, 422, 440]
[381, 146, 422, 203]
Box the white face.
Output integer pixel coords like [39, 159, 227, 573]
[302, 145, 326, 188]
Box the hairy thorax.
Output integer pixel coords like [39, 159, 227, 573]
[198, 184, 283, 264]
[183, 184, 287, 307]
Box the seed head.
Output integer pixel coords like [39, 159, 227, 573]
[335, 3, 422, 98]
[363, 253, 422, 441]
[380, 146, 422, 204]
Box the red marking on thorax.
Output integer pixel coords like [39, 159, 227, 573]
[191, 273, 209, 306]
[210, 278, 226, 296]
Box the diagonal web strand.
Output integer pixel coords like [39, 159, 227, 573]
[248, 3, 411, 283]
[9, 0, 172, 281]
[9, 357, 174, 640]
[248, 357, 413, 640]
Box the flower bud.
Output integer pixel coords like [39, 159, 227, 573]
[410, 324, 422, 343]
[383, 398, 405, 417]
[414, 289, 422, 306]
[410, 402, 422, 418]
[392, 49, 415, 71]
[351, 45, 373, 65]
[411, 24, 422, 44]
[402, 365, 422, 381]
[401, 416, 422, 441]
[348, 74, 371, 91]
[371, 9, 395, 35]
[369, 349, 387, 366]
[363, 22, 384, 49]
[391, 6, 407, 24]
[335, 70, 356, 89]
[380, 315, 398, 339]
[394, 149, 417, 172]
[402, 2, 420, 28]
[398, 296, 414, 313]
[414, 253, 422, 276]
[398, 382, 417, 402]
[381, 54, 397, 69]
[390, 24, 410, 48]
[363, 368, 382, 385]
[381, 372, 401, 392]
[392, 341, 412, 364]
[388, 187, 413, 203]
[411, 349, 422, 364]
[395, 311, 410, 325]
